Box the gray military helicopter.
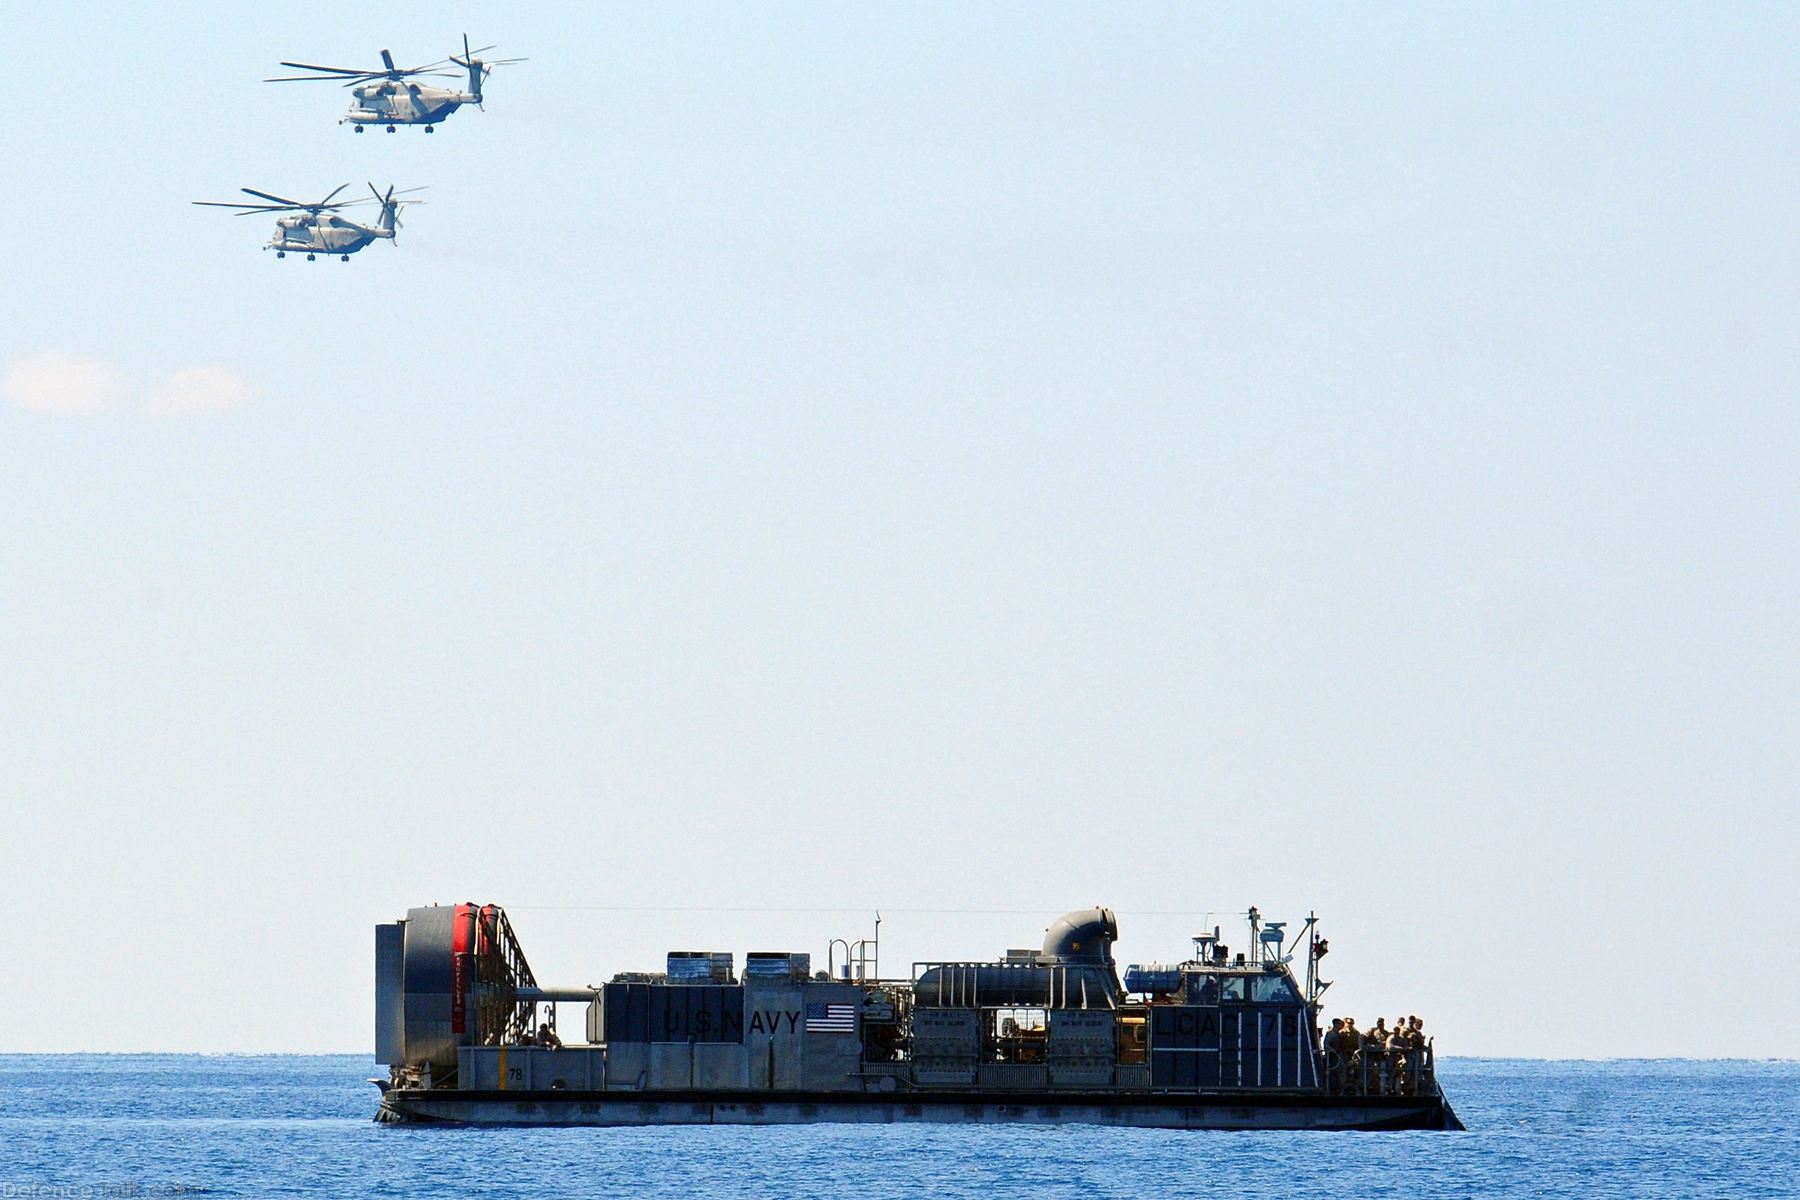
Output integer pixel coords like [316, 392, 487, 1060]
[266, 35, 524, 133]
[193, 183, 424, 261]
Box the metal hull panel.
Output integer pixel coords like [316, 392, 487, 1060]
[380, 1088, 1460, 1131]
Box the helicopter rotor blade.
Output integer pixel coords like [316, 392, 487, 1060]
[354, 184, 427, 206]
[380, 49, 397, 74]
[340, 71, 452, 86]
[452, 35, 502, 66]
[194, 201, 291, 212]
[314, 183, 352, 210]
[275, 60, 378, 76]
[240, 188, 309, 208]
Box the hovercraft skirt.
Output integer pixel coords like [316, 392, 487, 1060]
[380, 1088, 1461, 1131]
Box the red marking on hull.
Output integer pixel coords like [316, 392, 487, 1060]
[452, 903, 473, 1034]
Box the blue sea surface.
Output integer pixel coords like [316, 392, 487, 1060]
[0, 1056, 1794, 1198]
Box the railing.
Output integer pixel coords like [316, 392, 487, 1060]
[470, 905, 540, 1049]
[1321, 1038, 1437, 1097]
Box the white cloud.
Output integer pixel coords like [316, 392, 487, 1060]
[2, 350, 120, 415]
[145, 365, 253, 417]
[3, 353, 255, 418]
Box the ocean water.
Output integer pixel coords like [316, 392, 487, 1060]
[0, 1056, 1794, 1198]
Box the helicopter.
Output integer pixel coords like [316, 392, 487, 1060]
[193, 183, 424, 260]
[266, 34, 524, 132]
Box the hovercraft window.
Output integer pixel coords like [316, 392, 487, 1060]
[1251, 975, 1300, 1003]
[990, 1008, 1048, 1064]
[1220, 977, 1246, 1003]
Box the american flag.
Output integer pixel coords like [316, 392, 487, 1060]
[805, 1002, 857, 1033]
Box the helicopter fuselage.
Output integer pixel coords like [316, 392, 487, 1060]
[266, 213, 392, 256]
[343, 81, 477, 128]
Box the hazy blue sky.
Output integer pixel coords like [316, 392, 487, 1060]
[3, 2, 1795, 1057]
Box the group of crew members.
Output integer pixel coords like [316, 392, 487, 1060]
[1321, 1015, 1428, 1095]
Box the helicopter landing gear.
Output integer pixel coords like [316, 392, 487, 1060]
[341, 255, 350, 262]
[425, 125, 434, 133]
[386, 124, 396, 133]
[276, 251, 285, 259]
[354, 125, 364, 133]
[306, 253, 316, 261]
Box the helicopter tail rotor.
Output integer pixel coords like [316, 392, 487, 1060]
[449, 33, 524, 107]
[371, 182, 399, 237]
[368, 183, 425, 239]
[454, 34, 484, 104]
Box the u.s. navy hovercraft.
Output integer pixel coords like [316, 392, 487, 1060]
[371, 904, 1461, 1130]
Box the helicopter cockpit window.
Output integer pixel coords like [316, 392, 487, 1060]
[1220, 976, 1246, 1003]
